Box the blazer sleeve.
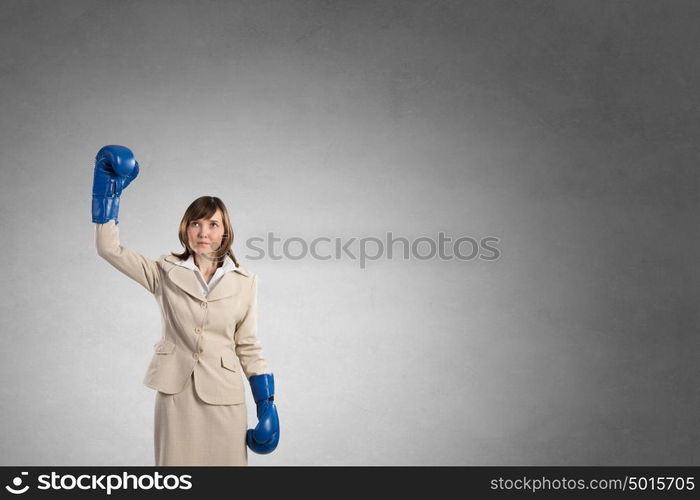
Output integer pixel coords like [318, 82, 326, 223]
[234, 273, 270, 378]
[95, 220, 160, 295]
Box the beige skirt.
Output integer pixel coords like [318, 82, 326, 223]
[154, 371, 248, 466]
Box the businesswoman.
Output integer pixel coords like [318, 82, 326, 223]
[91, 145, 279, 466]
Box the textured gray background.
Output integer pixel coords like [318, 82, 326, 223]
[0, 0, 698, 465]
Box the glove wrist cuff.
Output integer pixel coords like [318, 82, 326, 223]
[249, 373, 275, 403]
[92, 196, 120, 224]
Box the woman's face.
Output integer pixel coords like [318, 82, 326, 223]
[187, 209, 225, 260]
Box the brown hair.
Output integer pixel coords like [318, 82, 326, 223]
[170, 196, 240, 268]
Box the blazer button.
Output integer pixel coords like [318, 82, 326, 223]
[194, 327, 201, 334]
[192, 352, 199, 360]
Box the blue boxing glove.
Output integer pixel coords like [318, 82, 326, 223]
[91, 145, 140, 224]
[246, 373, 280, 454]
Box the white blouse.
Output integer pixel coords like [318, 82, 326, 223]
[174, 253, 239, 297]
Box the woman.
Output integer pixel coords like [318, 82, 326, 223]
[91, 145, 280, 466]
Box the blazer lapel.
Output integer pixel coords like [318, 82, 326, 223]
[206, 273, 241, 301]
[161, 254, 250, 302]
[167, 265, 206, 301]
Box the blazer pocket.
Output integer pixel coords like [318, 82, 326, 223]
[154, 339, 176, 354]
[221, 350, 239, 372]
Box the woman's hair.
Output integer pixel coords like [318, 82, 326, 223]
[170, 196, 240, 268]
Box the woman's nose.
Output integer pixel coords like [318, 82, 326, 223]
[198, 230, 216, 240]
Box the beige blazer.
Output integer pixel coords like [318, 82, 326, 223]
[95, 220, 269, 405]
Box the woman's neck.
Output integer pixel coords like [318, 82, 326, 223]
[193, 254, 218, 275]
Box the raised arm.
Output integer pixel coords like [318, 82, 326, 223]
[95, 220, 160, 294]
[92, 145, 160, 294]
